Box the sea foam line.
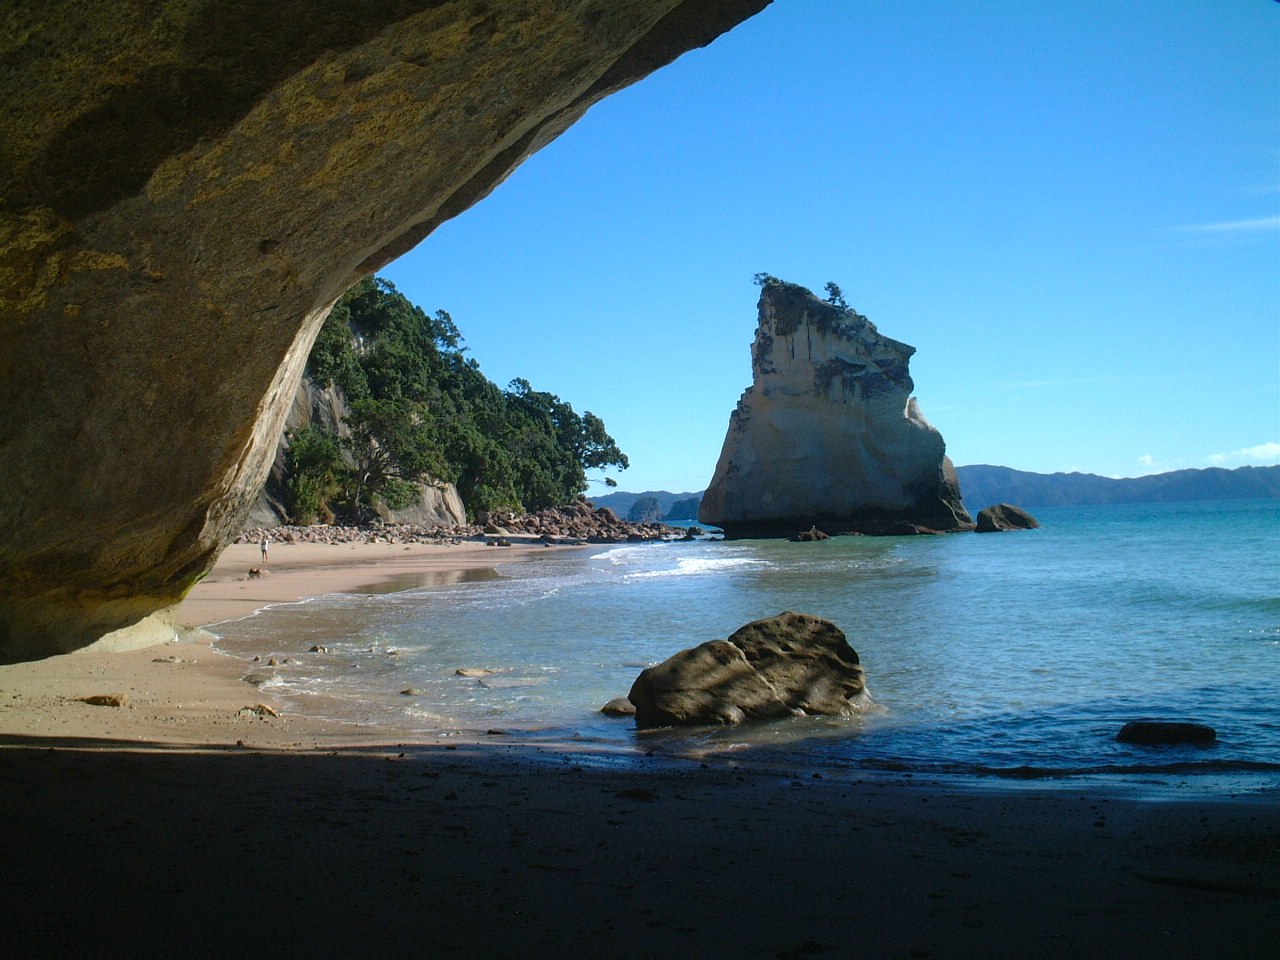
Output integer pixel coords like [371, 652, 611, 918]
[622, 556, 773, 581]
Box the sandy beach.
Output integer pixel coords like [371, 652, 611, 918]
[1, 539, 1276, 958]
[181, 537, 578, 629]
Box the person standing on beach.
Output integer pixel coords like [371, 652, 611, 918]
[260, 535, 270, 564]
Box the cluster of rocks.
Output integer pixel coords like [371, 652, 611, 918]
[235, 500, 691, 548]
[785, 503, 1041, 541]
[476, 501, 690, 543]
[235, 523, 469, 547]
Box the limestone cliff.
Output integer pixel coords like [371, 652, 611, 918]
[0, 0, 770, 661]
[247, 377, 466, 530]
[699, 281, 972, 538]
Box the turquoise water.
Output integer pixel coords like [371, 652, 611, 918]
[214, 499, 1279, 785]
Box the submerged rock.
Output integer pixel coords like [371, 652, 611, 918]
[1116, 720, 1217, 746]
[975, 503, 1040, 532]
[700, 280, 972, 538]
[627, 612, 872, 728]
[790, 526, 831, 542]
[600, 697, 638, 718]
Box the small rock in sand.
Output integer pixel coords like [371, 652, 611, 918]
[75, 693, 130, 708]
[237, 704, 280, 718]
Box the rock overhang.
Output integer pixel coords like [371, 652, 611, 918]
[0, 0, 771, 661]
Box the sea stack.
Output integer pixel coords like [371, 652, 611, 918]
[700, 279, 972, 538]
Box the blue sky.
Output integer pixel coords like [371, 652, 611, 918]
[382, 0, 1279, 494]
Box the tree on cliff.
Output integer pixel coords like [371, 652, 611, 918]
[296, 277, 628, 521]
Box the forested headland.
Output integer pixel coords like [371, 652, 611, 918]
[282, 277, 628, 524]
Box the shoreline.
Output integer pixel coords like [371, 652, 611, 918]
[0, 537, 598, 752]
[178, 536, 594, 628]
[2, 539, 1276, 956]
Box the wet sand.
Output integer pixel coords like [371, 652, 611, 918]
[180, 537, 581, 627]
[0, 542, 1276, 958]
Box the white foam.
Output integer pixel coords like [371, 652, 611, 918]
[624, 556, 771, 581]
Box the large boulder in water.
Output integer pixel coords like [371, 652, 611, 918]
[699, 280, 972, 538]
[628, 612, 872, 728]
[975, 503, 1040, 532]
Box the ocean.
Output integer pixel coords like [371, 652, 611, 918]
[213, 498, 1279, 791]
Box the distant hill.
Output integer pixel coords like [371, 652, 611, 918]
[588, 490, 703, 521]
[594, 466, 1280, 519]
[956, 464, 1280, 510]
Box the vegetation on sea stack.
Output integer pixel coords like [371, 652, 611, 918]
[288, 277, 627, 522]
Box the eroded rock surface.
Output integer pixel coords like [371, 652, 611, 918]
[0, 0, 769, 661]
[700, 280, 972, 538]
[628, 611, 872, 728]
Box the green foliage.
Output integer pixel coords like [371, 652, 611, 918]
[285, 426, 344, 524]
[299, 276, 628, 521]
[823, 281, 849, 310]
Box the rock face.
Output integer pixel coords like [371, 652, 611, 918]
[0, 0, 769, 661]
[664, 497, 702, 522]
[246, 378, 352, 528]
[247, 376, 466, 529]
[699, 281, 972, 538]
[974, 503, 1040, 533]
[627, 612, 872, 728]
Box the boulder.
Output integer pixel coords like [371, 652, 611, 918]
[627, 612, 871, 728]
[790, 526, 830, 542]
[700, 280, 973, 538]
[975, 503, 1040, 532]
[0, 0, 770, 662]
[1116, 720, 1217, 746]
[600, 697, 638, 718]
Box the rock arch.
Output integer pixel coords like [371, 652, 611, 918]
[0, 0, 769, 661]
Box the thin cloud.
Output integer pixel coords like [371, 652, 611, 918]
[1180, 216, 1280, 233]
[1207, 441, 1280, 465]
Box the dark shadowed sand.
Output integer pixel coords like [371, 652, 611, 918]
[1, 543, 1275, 959]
